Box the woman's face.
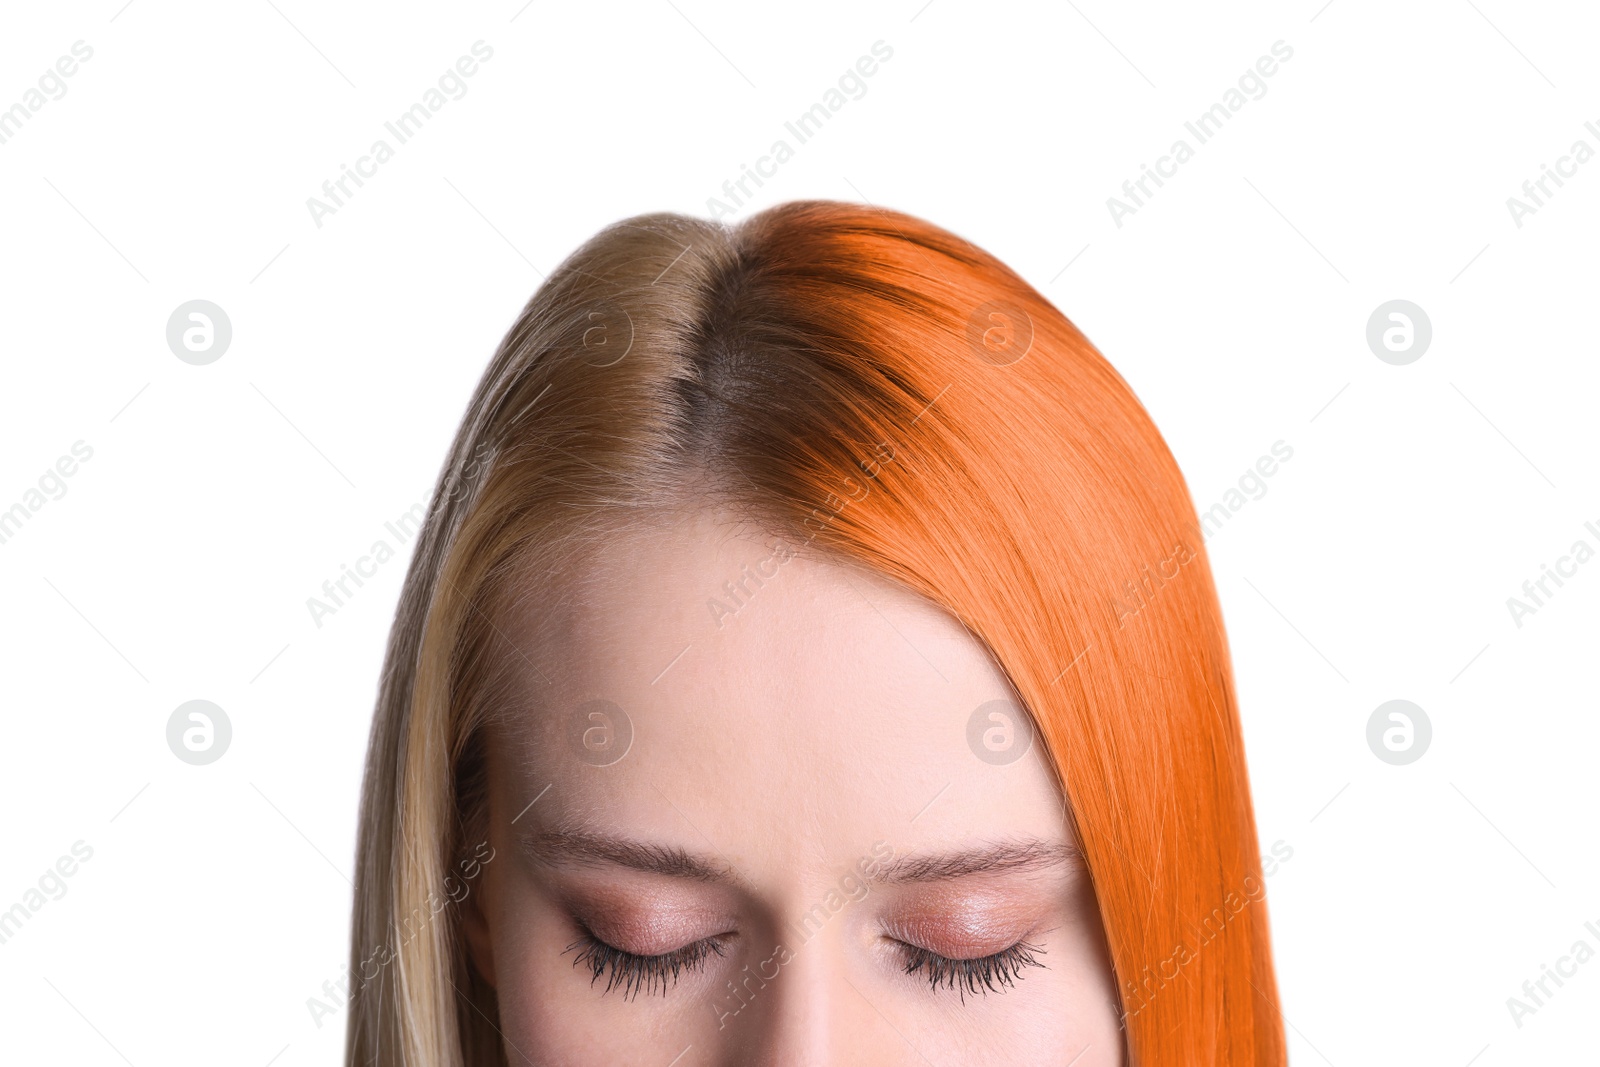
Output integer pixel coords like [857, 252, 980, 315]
[462, 505, 1124, 1065]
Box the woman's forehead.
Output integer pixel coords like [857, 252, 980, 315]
[490, 504, 981, 695]
[478, 504, 1066, 868]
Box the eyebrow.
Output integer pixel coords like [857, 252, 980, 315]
[523, 829, 1081, 887]
[874, 839, 1083, 885]
[524, 829, 736, 883]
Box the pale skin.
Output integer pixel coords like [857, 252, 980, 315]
[462, 502, 1125, 1065]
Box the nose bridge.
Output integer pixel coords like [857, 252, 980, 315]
[712, 931, 864, 1067]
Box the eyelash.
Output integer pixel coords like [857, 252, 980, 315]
[567, 930, 726, 1000]
[565, 929, 1046, 1002]
[896, 939, 1047, 1000]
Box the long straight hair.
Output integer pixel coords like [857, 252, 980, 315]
[346, 199, 1286, 1066]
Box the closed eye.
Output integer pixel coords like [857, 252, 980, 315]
[566, 927, 728, 1000]
[893, 938, 1047, 1001]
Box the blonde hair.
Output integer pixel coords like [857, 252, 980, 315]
[347, 201, 1285, 1065]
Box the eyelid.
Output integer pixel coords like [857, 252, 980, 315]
[567, 926, 730, 1000]
[882, 911, 1052, 961]
[890, 937, 1048, 999]
[554, 879, 738, 957]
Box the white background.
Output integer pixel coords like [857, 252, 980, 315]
[1, 1, 1596, 1064]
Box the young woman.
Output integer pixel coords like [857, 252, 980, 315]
[345, 200, 1285, 1065]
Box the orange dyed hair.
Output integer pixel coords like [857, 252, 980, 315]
[348, 199, 1285, 1065]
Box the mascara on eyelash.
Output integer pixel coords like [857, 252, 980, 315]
[898, 939, 1048, 1001]
[566, 931, 727, 1000]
